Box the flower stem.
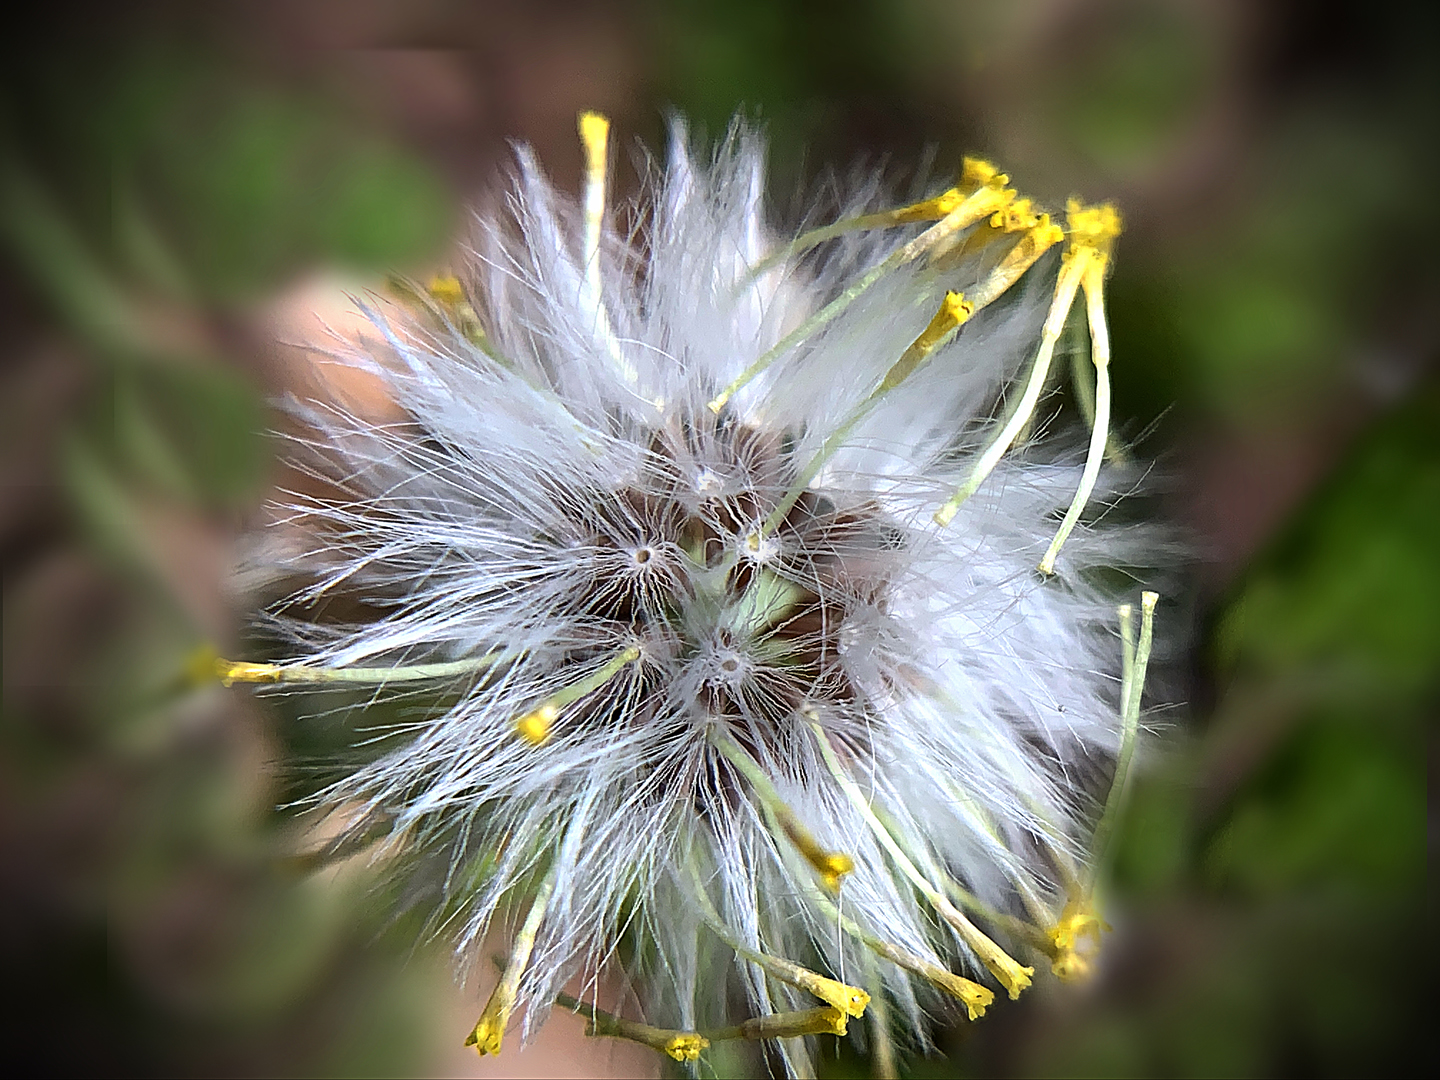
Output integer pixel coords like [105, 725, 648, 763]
[1040, 256, 1113, 575]
[809, 723, 1034, 999]
[794, 863, 995, 1021]
[933, 248, 1090, 528]
[515, 644, 641, 745]
[762, 291, 972, 535]
[736, 158, 1010, 286]
[708, 182, 1014, 414]
[709, 727, 855, 890]
[214, 652, 499, 686]
[467, 868, 556, 1055]
[684, 864, 870, 1018]
[1090, 591, 1157, 874]
[555, 992, 709, 1062]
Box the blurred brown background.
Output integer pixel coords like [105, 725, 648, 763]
[2, 1, 1433, 1076]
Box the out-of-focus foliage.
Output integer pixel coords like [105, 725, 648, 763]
[8, 53, 449, 304]
[2, 39, 456, 1077]
[3, 1, 1433, 1076]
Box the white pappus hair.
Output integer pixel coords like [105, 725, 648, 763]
[230, 113, 1164, 1075]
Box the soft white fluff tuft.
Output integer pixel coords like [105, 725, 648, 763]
[246, 117, 1161, 1073]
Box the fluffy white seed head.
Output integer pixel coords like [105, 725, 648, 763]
[244, 117, 1161, 1072]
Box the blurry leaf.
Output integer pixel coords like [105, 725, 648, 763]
[9, 52, 452, 305]
[0, 161, 155, 357]
[312, 951, 454, 1079]
[652, 0, 915, 188]
[215, 874, 351, 1020]
[1204, 719, 1423, 895]
[61, 431, 162, 583]
[59, 430, 242, 639]
[658, 0, 800, 131]
[146, 84, 451, 299]
[127, 364, 267, 507]
[1112, 762, 1193, 896]
[1169, 120, 1417, 415]
[1051, 5, 1209, 173]
[1180, 272, 1337, 401]
[1214, 382, 1440, 691]
[1202, 384, 1435, 899]
[115, 372, 201, 502]
[113, 187, 196, 303]
[1151, 937, 1271, 1079]
[1035, 1016, 1149, 1079]
[313, 140, 453, 268]
[100, 360, 266, 508]
[1085, 384, 1435, 1079]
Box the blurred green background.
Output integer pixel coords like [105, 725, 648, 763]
[2, 2, 1432, 1076]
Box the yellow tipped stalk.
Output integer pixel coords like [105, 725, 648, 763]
[212, 652, 499, 687]
[876, 290, 975, 394]
[860, 954, 899, 1080]
[930, 195, 1055, 268]
[709, 961, 869, 1021]
[662, 1033, 709, 1061]
[1130, 591, 1158, 717]
[515, 702, 560, 745]
[774, 962, 870, 1019]
[934, 257, 1087, 527]
[958, 157, 1007, 191]
[761, 789, 1000, 1022]
[869, 945, 994, 1021]
[708, 179, 1013, 414]
[425, 273, 465, 306]
[801, 881, 996, 1021]
[425, 273, 486, 343]
[810, 723, 1034, 999]
[934, 199, 1120, 529]
[384, 272, 491, 348]
[466, 871, 556, 1056]
[1044, 591, 1156, 980]
[556, 992, 710, 1061]
[574, 111, 642, 392]
[707, 1006, 851, 1041]
[710, 727, 856, 891]
[887, 187, 964, 223]
[767, 803, 856, 891]
[963, 214, 1067, 310]
[763, 291, 974, 534]
[687, 867, 870, 1017]
[738, 155, 1007, 285]
[1039, 207, 1122, 574]
[1090, 592, 1156, 867]
[808, 849, 855, 892]
[515, 645, 641, 745]
[578, 112, 610, 305]
[1045, 894, 1110, 982]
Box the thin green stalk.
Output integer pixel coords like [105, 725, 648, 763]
[1089, 592, 1156, 875]
[215, 652, 500, 686]
[808, 723, 1034, 999]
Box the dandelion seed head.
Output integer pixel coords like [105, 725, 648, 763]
[239, 115, 1167, 1073]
